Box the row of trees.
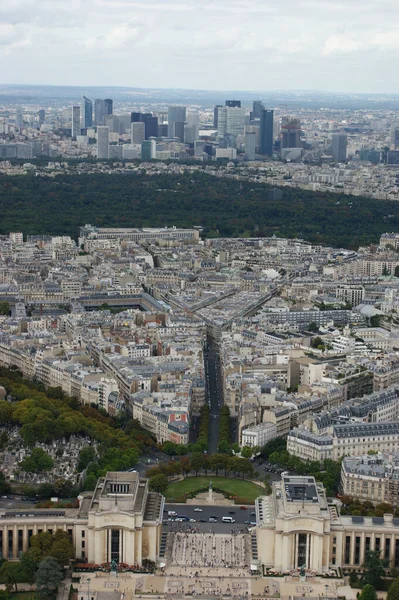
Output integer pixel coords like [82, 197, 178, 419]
[146, 453, 257, 494]
[340, 496, 399, 518]
[217, 405, 231, 454]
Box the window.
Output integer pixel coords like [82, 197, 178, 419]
[375, 538, 381, 553]
[345, 536, 351, 564]
[385, 538, 391, 562]
[355, 537, 361, 565]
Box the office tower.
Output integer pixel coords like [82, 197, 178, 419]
[168, 106, 186, 138]
[38, 109, 45, 125]
[158, 124, 168, 137]
[118, 114, 132, 134]
[104, 99, 113, 116]
[71, 105, 81, 139]
[15, 107, 23, 130]
[131, 113, 158, 139]
[81, 96, 93, 130]
[259, 109, 274, 156]
[225, 100, 241, 108]
[174, 122, 185, 142]
[184, 110, 200, 144]
[245, 132, 256, 161]
[97, 126, 109, 159]
[331, 133, 347, 161]
[216, 106, 245, 138]
[141, 140, 156, 160]
[214, 105, 222, 128]
[104, 115, 121, 134]
[391, 123, 399, 150]
[131, 122, 145, 144]
[95, 99, 112, 126]
[94, 100, 106, 126]
[143, 115, 158, 139]
[251, 100, 264, 120]
[194, 140, 205, 157]
[281, 117, 301, 149]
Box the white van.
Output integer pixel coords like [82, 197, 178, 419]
[168, 510, 177, 516]
[222, 516, 235, 523]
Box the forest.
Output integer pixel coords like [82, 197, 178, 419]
[0, 170, 399, 248]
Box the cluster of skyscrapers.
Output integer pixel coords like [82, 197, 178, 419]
[67, 95, 349, 163]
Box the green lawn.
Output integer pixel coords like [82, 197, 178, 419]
[165, 476, 264, 503]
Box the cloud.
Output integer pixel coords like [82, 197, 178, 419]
[1, 0, 399, 92]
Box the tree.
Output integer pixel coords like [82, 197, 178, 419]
[77, 446, 96, 472]
[148, 474, 169, 495]
[50, 531, 74, 566]
[362, 550, 386, 589]
[0, 561, 22, 592]
[20, 448, 54, 473]
[388, 579, 399, 600]
[35, 557, 64, 597]
[190, 452, 204, 475]
[359, 584, 378, 600]
[308, 322, 318, 332]
[241, 446, 254, 459]
[21, 550, 39, 585]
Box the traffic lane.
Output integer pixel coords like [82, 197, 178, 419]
[163, 503, 256, 526]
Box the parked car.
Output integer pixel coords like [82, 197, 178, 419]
[194, 508, 203, 512]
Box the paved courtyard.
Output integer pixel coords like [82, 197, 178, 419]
[171, 532, 249, 568]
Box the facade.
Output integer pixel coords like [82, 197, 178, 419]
[94, 99, 112, 127]
[336, 284, 365, 306]
[332, 134, 347, 162]
[141, 140, 156, 161]
[281, 117, 301, 149]
[287, 422, 399, 462]
[241, 422, 277, 448]
[256, 474, 399, 572]
[81, 96, 93, 130]
[97, 126, 109, 160]
[341, 453, 399, 505]
[131, 122, 145, 144]
[167, 106, 186, 139]
[0, 472, 163, 564]
[259, 109, 274, 156]
[72, 106, 81, 140]
[245, 132, 256, 161]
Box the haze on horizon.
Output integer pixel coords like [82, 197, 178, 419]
[1, 0, 399, 94]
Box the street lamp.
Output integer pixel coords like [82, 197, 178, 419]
[87, 578, 91, 600]
[325, 584, 329, 597]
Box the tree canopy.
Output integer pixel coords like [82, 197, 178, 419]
[0, 171, 398, 248]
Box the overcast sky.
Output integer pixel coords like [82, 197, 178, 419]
[1, 0, 399, 93]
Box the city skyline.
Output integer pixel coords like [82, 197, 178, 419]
[1, 0, 399, 93]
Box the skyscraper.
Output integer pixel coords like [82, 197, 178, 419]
[131, 122, 145, 144]
[94, 99, 113, 126]
[259, 109, 274, 156]
[251, 100, 264, 120]
[184, 111, 200, 144]
[104, 99, 113, 116]
[214, 105, 222, 128]
[225, 100, 241, 108]
[281, 117, 301, 149]
[168, 106, 186, 138]
[97, 126, 109, 159]
[141, 140, 156, 160]
[391, 123, 399, 150]
[71, 105, 81, 140]
[217, 107, 245, 139]
[245, 132, 256, 161]
[331, 133, 347, 162]
[15, 107, 23, 130]
[38, 109, 45, 125]
[81, 96, 93, 130]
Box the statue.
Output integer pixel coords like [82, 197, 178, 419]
[111, 559, 118, 574]
[208, 480, 213, 503]
[299, 564, 306, 581]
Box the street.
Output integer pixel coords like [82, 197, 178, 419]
[163, 502, 256, 533]
[205, 343, 223, 454]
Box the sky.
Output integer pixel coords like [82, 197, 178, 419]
[1, 0, 399, 93]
